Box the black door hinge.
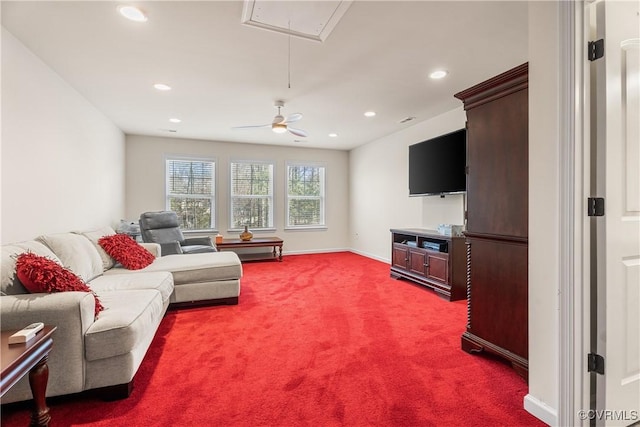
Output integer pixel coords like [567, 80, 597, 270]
[587, 197, 605, 216]
[587, 353, 605, 375]
[588, 39, 604, 61]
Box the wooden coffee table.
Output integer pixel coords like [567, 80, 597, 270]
[1, 325, 56, 427]
[216, 237, 283, 262]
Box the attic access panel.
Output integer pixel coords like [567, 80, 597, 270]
[241, 0, 353, 42]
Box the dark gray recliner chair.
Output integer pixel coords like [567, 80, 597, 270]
[139, 211, 217, 256]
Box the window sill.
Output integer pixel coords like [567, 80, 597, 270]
[227, 228, 277, 234]
[284, 226, 328, 231]
[183, 229, 218, 235]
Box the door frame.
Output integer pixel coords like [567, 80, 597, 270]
[558, 0, 592, 425]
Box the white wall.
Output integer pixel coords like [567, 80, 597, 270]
[1, 28, 125, 244]
[525, 2, 561, 425]
[348, 108, 466, 261]
[125, 134, 350, 254]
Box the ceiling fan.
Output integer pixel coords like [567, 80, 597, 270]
[233, 100, 308, 138]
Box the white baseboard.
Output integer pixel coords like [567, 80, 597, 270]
[349, 248, 390, 264]
[281, 248, 390, 264]
[282, 247, 350, 256]
[524, 393, 557, 426]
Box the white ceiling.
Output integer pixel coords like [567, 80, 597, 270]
[1, 1, 528, 150]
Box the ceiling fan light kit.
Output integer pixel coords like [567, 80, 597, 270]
[272, 123, 288, 133]
[233, 100, 308, 138]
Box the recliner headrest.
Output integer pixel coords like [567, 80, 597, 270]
[139, 211, 180, 230]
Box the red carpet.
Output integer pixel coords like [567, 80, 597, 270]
[1, 252, 546, 426]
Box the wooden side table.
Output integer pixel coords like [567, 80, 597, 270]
[216, 237, 284, 262]
[1, 325, 57, 427]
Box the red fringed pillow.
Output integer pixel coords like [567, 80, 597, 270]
[98, 234, 155, 270]
[16, 252, 104, 317]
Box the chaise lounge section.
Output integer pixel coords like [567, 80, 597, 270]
[0, 226, 242, 403]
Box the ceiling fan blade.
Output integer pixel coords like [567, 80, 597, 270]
[288, 127, 308, 138]
[231, 124, 271, 130]
[284, 113, 303, 123]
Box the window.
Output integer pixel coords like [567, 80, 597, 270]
[230, 161, 274, 230]
[165, 158, 215, 231]
[287, 163, 325, 228]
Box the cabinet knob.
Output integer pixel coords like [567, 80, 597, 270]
[423, 263, 429, 267]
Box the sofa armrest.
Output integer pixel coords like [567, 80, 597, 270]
[0, 292, 96, 402]
[1, 292, 96, 331]
[183, 236, 214, 247]
[140, 242, 161, 258]
[159, 241, 183, 256]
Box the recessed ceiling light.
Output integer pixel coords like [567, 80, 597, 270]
[429, 70, 448, 79]
[153, 83, 171, 91]
[169, 118, 181, 123]
[118, 6, 147, 22]
[364, 111, 376, 117]
[328, 133, 338, 138]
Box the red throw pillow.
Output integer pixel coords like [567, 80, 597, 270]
[16, 252, 104, 317]
[98, 234, 155, 270]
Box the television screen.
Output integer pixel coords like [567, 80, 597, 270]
[408, 129, 466, 196]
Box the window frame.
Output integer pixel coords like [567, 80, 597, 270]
[285, 161, 327, 230]
[164, 155, 217, 232]
[228, 159, 275, 232]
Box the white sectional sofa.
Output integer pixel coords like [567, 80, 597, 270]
[0, 227, 242, 403]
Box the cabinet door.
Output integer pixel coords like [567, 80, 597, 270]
[408, 248, 427, 276]
[468, 237, 528, 358]
[392, 244, 409, 270]
[425, 252, 449, 284]
[466, 88, 528, 238]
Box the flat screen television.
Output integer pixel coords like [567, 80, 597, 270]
[408, 128, 467, 196]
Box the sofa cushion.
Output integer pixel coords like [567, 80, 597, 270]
[98, 234, 155, 270]
[78, 226, 117, 271]
[37, 233, 104, 282]
[89, 271, 174, 304]
[84, 289, 164, 361]
[15, 252, 104, 317]
[104, 251, 242, 284]
[1, 241, 63, 295]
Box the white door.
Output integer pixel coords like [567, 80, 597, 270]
[593, 1, 640, 426]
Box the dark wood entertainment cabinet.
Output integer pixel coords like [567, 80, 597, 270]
[390, 228, 466, 301]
